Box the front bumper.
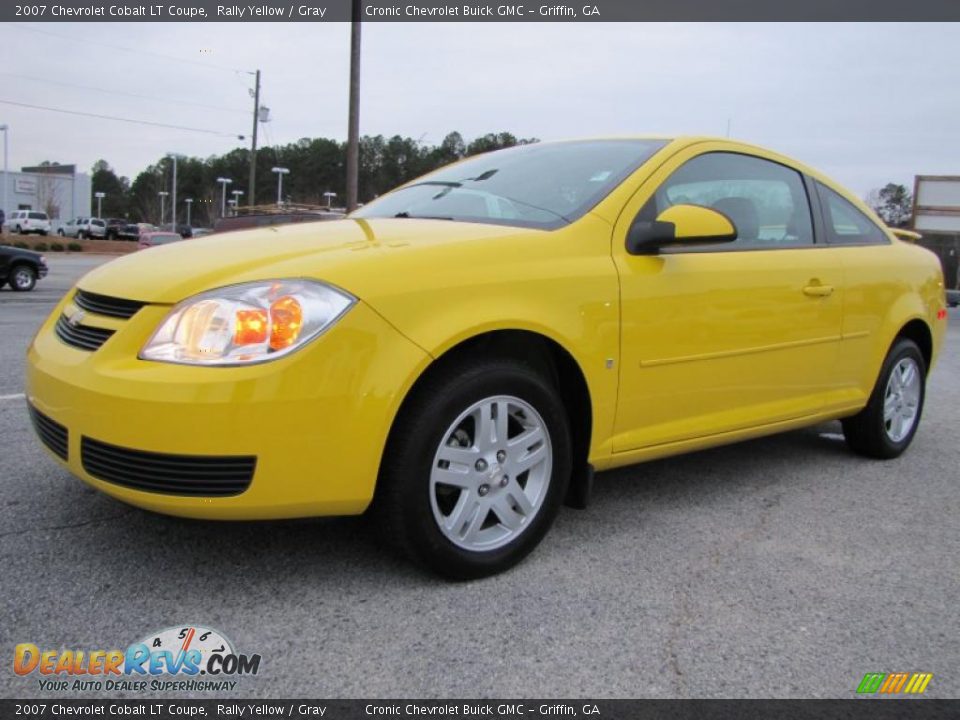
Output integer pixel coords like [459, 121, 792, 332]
[26, 291, 430, 519]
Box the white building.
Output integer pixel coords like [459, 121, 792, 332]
[1, 164, 92, 225]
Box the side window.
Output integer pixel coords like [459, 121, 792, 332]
[817, 182, 889, 245]
[641, 152, 815, 249]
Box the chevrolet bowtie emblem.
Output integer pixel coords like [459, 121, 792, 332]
[68, 310, 86, 327]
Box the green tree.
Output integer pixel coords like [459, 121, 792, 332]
[90, 160, 130, 219]
[867, 183, 912, 227]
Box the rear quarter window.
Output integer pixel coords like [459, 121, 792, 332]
[816, 182, 889, 245]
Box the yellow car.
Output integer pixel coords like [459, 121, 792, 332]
[26, 138, 947, 578]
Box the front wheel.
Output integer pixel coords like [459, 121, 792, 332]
[375, 358, 572, 579]
[9, 264, 37, 291]
[842, 338, 926, 459]
[57, 229, 65, 236]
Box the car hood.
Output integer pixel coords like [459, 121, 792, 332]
[77, 218, 528, 305]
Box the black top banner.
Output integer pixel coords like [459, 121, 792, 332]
[4, 0, 960, 22]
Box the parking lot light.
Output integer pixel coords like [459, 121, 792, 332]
[271, 167, 289, 206]
[217, 177, 232, 218]
[158, 191, 169, 227]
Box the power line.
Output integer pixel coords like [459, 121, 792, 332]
[0, 99, 244, 139]
[7, 23, 252, 75]
[0, 72, 249, 115]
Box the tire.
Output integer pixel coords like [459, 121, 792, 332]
[374, 357, 572, 580]
[17, 225, 24, 235]
[9, 264, 37, 292]
[39, 230, 48, 237]
[842, 338, 926, 459]
[58, 229, 65, 236]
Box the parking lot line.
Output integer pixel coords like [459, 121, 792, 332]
[0, 393, 26, 402]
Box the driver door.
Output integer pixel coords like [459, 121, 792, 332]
[612, 148, 843, 452]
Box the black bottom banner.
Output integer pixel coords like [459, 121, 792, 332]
[3, 700, 959, 720]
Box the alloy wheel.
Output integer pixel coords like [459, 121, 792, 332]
[429, 395, 552, 552]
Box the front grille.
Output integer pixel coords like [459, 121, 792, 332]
[74, 289, 146, 319]
[81, 437, 256, 497]
[28, 405, 68, 460]
[55, 314, 115, 352]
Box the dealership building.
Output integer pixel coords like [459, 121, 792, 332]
[912, 175, 960, 290]
[1, 164, 92, 223]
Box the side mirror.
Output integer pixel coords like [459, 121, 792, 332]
[626, 203, 738, 255]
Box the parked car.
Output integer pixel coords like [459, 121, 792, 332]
[59, 217, 105, 239]
[6, 210, 51, 236]
[0, 244, 47, 291]
[138, 231, 185, 250]
[947, 288, 959, 308]
[84, 218, 107, 239]
[116, 223, 157, 241]
[26, 137, 948, 578]
[104, 219, 127, 240]
[58, 218, 85, 238]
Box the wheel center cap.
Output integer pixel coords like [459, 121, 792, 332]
[486, 463, 507, 488]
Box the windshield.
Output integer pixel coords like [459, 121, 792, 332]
[352, 139, 668, 229]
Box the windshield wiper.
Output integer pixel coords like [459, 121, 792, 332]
[393, 212, 455, 220]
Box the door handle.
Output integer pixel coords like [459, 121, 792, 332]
[803, 283, 834, 297]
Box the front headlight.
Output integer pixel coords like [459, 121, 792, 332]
[139, 279, 355, 366]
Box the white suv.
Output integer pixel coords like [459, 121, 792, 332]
[6, 210, 51, 236]
[58, 217, 106, 239]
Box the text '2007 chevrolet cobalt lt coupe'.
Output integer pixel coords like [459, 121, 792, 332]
[27, 138, 947, 578]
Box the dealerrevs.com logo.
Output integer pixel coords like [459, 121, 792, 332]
[13, 626, 261, 693]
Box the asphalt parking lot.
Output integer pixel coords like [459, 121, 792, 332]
[1, 255, 958, 699]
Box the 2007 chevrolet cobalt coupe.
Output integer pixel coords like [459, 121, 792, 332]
[27, 138, 947, 578]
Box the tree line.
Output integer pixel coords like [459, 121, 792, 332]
[89, 131, 537, 228]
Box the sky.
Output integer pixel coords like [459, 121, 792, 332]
[0, 21, 957, 198]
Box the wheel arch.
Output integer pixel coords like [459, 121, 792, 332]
[894, 318, 933, 374]
[380, 328, 595, 505]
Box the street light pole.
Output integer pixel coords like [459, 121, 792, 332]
[0, 125, 7, 222]
[94, 192, 105, 218]
[185, 198, 193, 227]
[169, 154, 177, 229]
[271, 167, 289, 206]
[216, 177, 232, 218]
[158, 191, 169, 226]
[231, 190, 244, 216]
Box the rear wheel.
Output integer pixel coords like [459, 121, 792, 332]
[375, 358, 571, 579]
[9, 264, 37, 291]
[842, 338, 926, 459]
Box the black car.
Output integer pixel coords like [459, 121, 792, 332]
[104, 218, 127, 240]
[0, 245, 48, 291]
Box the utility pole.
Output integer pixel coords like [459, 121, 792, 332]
[248, 69, 261, 209]
[346, 0, 361, 212]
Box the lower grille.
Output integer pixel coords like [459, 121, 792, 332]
[55, 314, 115, 351]
[81, 437, 255, 497]
[28, 405, 69, 460]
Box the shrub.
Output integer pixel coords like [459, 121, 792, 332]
[13, 241, 29, 249]
[67, 242, 83, 252]
[33, 242, 48, 252]
[50, 242, 65, 252]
